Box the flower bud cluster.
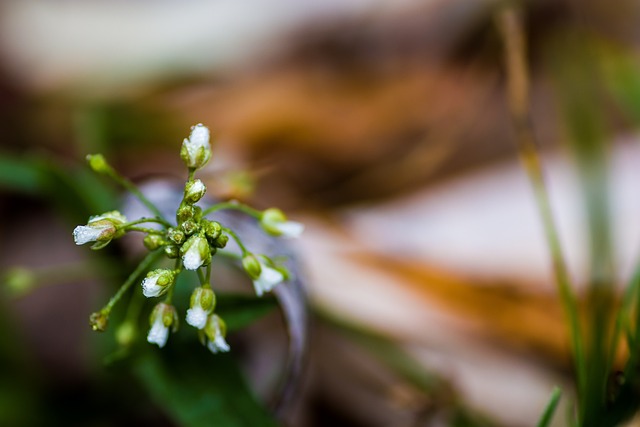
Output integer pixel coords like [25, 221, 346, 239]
[74, 123, 303, 355]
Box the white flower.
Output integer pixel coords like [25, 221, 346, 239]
[186, 306, 208, 330]
[181, 235, 210, 271]
[147, 303, 178, 348]
[73, 223, 113, 245]
[147, 316, 169, 348]
[252, 257, 284, 297]
[141, 269, 176, 298]
[260, 208, 304, 238]
[72, 210, 127, 249]
[204, 315, 230, 354]
[180, 124, 211, 169]
[186, 286, 215, 329]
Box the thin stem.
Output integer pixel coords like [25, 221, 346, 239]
[100, 163, 166, 220]
[206, 263, 212, 285]
[202, 201, 262, 218]
[125, 226, 165, 235]
[495, 4, 585, 393]
[221, 226, 249, 255]
[216, 250, 243, 261]
[197, 268, 207, 286]
[102, 249, 164, 314]
[121, 217, 172, 228]
[164, 283, 175, 304]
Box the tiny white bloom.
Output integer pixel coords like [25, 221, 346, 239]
[181, 235, 210, 270]
[73, 223, 112, 245]
[186, 306, 208, 330]
[180, 124, 211, 169]
[147, 316, 169, 348]
[207, 334, 230, 354]
[204, 315, 230, 354]
[252, 257, 284, 297]
[260, 208, 304, 238]
[73, 210, 127, 249]
[141, 269, 175, 298]
[271, 220, 304, 238]
[186, 286, 215, 329]
[147, 303, 178, 348]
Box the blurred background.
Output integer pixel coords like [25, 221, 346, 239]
[2, 0, 640, 426]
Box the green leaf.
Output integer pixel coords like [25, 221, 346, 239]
[536, 387, 562, 427]
[134, 343, 280, 427]
[0, 154, 44, 194]
[216, 294, 278, 331]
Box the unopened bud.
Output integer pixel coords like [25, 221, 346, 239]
[184, 179, 207, 204]
[242, 254, 262, 280]
[180, 235, 211, 270]
[260, 208, 304, 238]
[180, 124, 211, 170]
[167, 228, 185, 245]
[86, 154, 112, 174]
[90, 311, 109, 332]
[143, 234, 166, 250]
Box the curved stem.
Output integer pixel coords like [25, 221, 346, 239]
[221, 226, 249, 255]
[197, 268, 207, 286]
[98, 161, 166, 220]
[121, 217, 172, 229]
[495, 4, 585, 393]
[102, 249, 164, 315]
[203, 201, 262, 218]
[125, 226, 165, 235]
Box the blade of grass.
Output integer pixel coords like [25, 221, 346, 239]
[537, 387, 562, 427]
[495, 3, 585, 400]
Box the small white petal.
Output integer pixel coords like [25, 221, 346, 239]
[190, 179, 206, 194]
[186, 307, 208, 329]
[274, 221, 304, 238]
[142, 275, 162, 298]
[189, 124, 210, 148]
[183, 244, 204, 270]
[207, 333, 230, 354]
[147, 317, 169, 348]
[253, 264, 284, 297]
[73, 225, 106, 245]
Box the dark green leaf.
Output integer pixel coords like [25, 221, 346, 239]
[134, 343, 280, 427]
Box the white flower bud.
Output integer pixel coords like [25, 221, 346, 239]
[180, 124, 211, 170]
[186, 287, 216, 329]
[251, 256, 284, 297]
[184, 179, 207, 204]
[204, 314, 230, 354]
[147, 303, 178, 348]
[73, 210, 127, 249]
[180, 235, 211, 271]
[141, 269, 177, 298]
[260, 208, 304, 238]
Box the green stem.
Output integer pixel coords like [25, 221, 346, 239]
[216, 250, 243, 261]
[221, 226, 249, 255]
[101, 249, 164, 315]
[197, 268, 207, 286]
[125, 226, 165, 235]
[121, 217, 172, 228]
[202, 201, 262, 218]
[206, 263, 212, 285]
[100, 164, 166, 220]
[495, 4, 585, 395]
